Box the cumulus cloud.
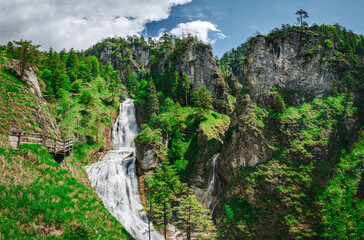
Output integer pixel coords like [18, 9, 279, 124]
[0, 0, 192, 51]
[169, 20, 225, 44]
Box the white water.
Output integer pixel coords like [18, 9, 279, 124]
[86, 99, 163, 240]
[203, 153, 220, 212]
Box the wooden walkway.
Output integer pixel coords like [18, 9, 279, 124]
[9, 130, 74, 155]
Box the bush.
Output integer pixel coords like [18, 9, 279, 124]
[273, 94, 286, 113]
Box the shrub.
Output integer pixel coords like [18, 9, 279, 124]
[273, 94, 286, 113]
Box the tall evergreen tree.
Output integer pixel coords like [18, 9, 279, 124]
[13, 40, 41, 81]
[182, 74, 190, 106]
[147, 80, 159, 118]
[175, 189, 217, 240]
[295, 9, 309, 27]
[191, 86, 214, 110]
[145, 160, 186, 239]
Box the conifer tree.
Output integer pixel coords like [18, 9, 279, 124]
[13, 39, 41, 82]
[66, 48, 80, 82]
[295, 9, 309, 27]
[175, 188, 217, 240]
[147, 80, 159, 118]
[145, 160, 186, 239]
[169, 71, 179, 99]
[182, 74, 190, 106]
[191, 86, 214, 110]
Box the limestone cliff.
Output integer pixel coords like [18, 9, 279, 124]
[215, 26, 364, 239]
[89, 36, 231, 112]
[1, 59, 60, 137]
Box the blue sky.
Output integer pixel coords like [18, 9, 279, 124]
[0, 0, 363, 57]
[146, 0, 364, 57]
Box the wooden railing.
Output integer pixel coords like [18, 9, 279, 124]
[9, 130, 74, 155]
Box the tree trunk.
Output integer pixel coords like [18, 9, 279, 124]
[164, 202, 167, 239]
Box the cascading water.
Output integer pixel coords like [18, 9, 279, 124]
[203, 153, 220, 213]
[86, 99, 163, 240]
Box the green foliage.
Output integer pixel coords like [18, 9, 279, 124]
[135, 126, 162, 145]
[144, 160, 186, 238]
[13, 39, 41, 81]
[175, 189, 217, 239]
[147, 80, 159, 118]
[273, 94, 286, 113]
[191, 86, 214, 110]
[217, 93, 361, 239]
[0, 49, 7, 66]
[324, 39, 334, 47]
[0, 144, 132, 239]
[79, 89, 94, 106]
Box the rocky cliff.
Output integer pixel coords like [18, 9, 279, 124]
[215, 25, 364, 239]
[88, 36, 233, 112]
[1, 59, 60, 137]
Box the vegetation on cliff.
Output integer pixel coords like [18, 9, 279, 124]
[216, 24, 363, 239]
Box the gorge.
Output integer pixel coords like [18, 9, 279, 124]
[0, 22, 363, 240]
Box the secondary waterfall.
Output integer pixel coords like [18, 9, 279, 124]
[203, 153, 220, 213]
[86, 99, 163, 240]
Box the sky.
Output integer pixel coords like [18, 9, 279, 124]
[0, 0, 363, 57]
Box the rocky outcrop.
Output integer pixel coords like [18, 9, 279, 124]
[171, 41, 227, 102]
[244, 32, 350, 107]
[95, 37, 231, 113]
[99, 43, 152, 80]
[135, 139, 167, 171]
[3, 59, 60, 137]
[135, 143, 160, 170]
[218, 94, 274, 186]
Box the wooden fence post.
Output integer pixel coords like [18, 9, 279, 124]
[17, 131, 21, 149]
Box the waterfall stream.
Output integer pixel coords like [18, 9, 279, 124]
[86, 99, 163, 240]
[203, 153, 220, 212]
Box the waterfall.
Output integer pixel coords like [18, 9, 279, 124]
[203, 153, 220, 213]
[86, 99, 163, 240]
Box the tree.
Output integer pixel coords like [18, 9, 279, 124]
[191, 86, 214, 110]
[145, 160, 186, 239]
[175, 188, 217, 240]
[169, 71, 179, 99]
[147, 80, 159, 118]
[13, 40, 41, 81]
[0, 49, 7, 67]
[182, 74, 190, 106]
[273, 94, 286, 113]
[295, 9, 309, 27]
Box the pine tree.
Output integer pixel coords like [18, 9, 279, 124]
[273, 94, 286, 113]
[13, 40, 41, 82]
[182, 74, 190, 106]
[145, 160, 186, 239]
[169, 71, 179, 99]
[295, 9, 309, 27]
[147, 80, 159, 119]
[191, 86, 214, 110]
[66, 48, 80, 82]
[175, 188, 217, 240]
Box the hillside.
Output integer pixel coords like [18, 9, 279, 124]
[0, 62, 132, 239]
[0, 23, 363, 240]
[216, 24, 364, 239]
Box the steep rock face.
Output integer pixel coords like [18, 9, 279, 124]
[244, 33, 343, 107]
[99, 43, 152, 80]
[3, 59, 60, 137]
[218, 94, 274, 186]
[94, 38, 230, 112]
[135, 138, 167, 171]
[171, 42, 227, 102]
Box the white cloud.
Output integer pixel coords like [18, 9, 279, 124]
[169, 20, 225, 44]
[0, 0, 192, 51]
